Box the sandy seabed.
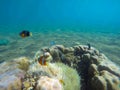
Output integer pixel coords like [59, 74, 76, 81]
[0, 30, 120, 65]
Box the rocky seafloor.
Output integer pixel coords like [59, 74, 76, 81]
[0, 44, 120, 90]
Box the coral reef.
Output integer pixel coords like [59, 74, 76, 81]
[39, 45, 120, 90]
[0, 44, 120, 90]
[27, 62, 80, 90]
[0, 58, 26, 90]
[13, 57, 30, 71]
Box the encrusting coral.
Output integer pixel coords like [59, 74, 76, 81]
[14, 57, 30, 71]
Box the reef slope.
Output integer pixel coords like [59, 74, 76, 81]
[0, 45, 120, 90]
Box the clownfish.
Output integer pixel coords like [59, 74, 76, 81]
[38, 52, 52, 66]
[19, 30, 32, 38]
[38, 56, 47, 66]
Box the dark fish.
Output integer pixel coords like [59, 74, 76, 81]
[19, 30, 32, 38]
[87, 43, 91, 50]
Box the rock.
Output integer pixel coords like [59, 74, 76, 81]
[73, 46, 84, 56]
[49, 47, 62, 62]
[78, 45, 87, 52]
[88, 64, 99, 77]
[91, 75, 107, 90]
[0, 75, 22, 90]
[86, 50, 95, 55]
[36, 76, 63, 90]
[98, 61, 120, 77]
[64, 47, 74, 54]
[54, 45, 65, 53]
[0, 57, 27, 90]
[89, 60, 120, 90]
[94, 49, 100, 56]
[101, 71, 119, 90]
[82, 53, 91, 63]
[0, 69, 25, 90]
[90, 55, 101, 65]
[14, 57, 30, 71]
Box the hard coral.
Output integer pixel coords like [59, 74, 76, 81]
[15, 57, 30, 71]
[36, 76, 63, 90]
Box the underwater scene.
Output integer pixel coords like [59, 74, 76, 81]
[0, 0, 120, 90]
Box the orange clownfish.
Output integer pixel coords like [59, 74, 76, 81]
[38, 56, 47, 66]
[19, 30, 32, 38]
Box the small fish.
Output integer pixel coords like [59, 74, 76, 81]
[87, 43, 91, 50]
[50, 41, 56, 46]
[19, 30, 32, 38]
[38, 56, 47, 66]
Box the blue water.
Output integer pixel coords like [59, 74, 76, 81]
[0, 0, 120, 32]
[0, 0, 120, 65]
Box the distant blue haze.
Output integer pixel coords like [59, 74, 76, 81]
[0, 0, 120, 31]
